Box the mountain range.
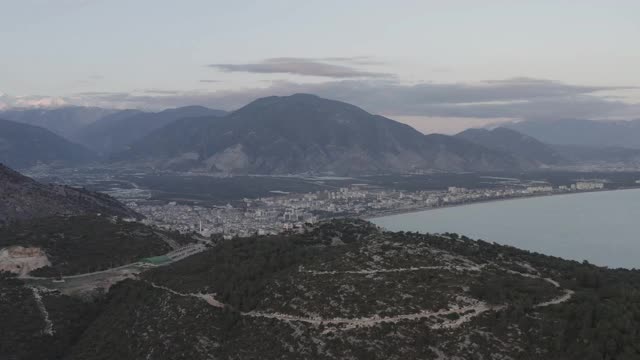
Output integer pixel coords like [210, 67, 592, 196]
[113, 94, 521, 174]
[73, 106, 226, 154]
[0, 105, 227, 156]
[4, 95, 640, 174]
[460, 125, 640, 168]
[505, 118, 640, 149]
[0, 119, 96, 169]
[4, 96, 640, 359]
[455, 127, 566, 167]
[0, 163, 139, 225]
[0, 106, 116, 140]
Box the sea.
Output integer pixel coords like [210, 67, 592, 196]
[371, 189, 640, 269]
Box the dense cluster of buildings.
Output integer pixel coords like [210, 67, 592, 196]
[128, 181, 606, 239]
[573, 181, 605, 190]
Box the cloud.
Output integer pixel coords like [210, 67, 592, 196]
[208, 57, 393, 78]
[75, 91, 130, 98]
[65, 89, 265, 110]
[250, 78, 637, 121]
[0, 93, 68, 110]
[5, 78, 638, 125]
[141, 89, 184, 95]
[199, 79, 221, 83]
[307, 56, 384, 65]
[361, 77, 630, 106]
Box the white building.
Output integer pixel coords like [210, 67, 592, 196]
[526, 186, 553, 193]
[575, 182, 604, 190]
[448, 186, 466, 194]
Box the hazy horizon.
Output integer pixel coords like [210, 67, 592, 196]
[2, 0, 640, 133]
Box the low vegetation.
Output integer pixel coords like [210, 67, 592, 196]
[0, 215, 188, 276]
[4, 219, 640, 359]
[0, 272, 100, 360]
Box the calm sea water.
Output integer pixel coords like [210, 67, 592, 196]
[371, 189, 640, 269]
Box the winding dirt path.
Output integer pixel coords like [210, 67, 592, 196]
[300, 264, 486, 275]
[28, 286, 54, 336]
[148, 279, 502, 330]
[147, 260, 574, 331]
[245, 302, 503, 330]
[500, 265, 574, 307]
[535, 289, 574, 308]
[147, 282, 224, 308]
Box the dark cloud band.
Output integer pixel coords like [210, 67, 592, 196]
[208, 57, 392, 78]
[8, 78, 637, 122]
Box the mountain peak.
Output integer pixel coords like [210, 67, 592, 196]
[118, 96, 521, 174]
[456, 126, 564, 166]
[288, 93, 321, 99]
[506, 118, 640, 149]
[234, 94, 371, 122]
[243, 93, 326, 108]
[0, 118, 96, 168]
[74, 106, 226, 154]
[159, 105, 215, 114]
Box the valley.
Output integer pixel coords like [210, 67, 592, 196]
[23, 166, 640, 238]
[2, 159, 640, 359]
[2, 76, 640, 360]
[5, 3, 640, 358]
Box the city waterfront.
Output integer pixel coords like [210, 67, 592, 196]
[371, 188, 640, 269]
[126, 181, 607, 238]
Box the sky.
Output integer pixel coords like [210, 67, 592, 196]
[1, 0, 640, 133]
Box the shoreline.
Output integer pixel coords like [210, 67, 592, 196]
[362, 186, 640, 221]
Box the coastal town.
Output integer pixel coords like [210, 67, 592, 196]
[126, 180, 607, 239]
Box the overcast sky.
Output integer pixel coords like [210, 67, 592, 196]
[2, 0, 639, 133]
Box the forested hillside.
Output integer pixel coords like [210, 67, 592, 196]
[4, 220, 637, 359]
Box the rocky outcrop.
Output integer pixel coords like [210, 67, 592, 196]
[0, 246, 50, 276]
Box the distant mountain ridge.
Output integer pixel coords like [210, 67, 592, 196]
[115, 94, 521, 174]
[550, 144, 640, 166]
[74, 106, 227, 154]
[456, 127, 565, 167]
[0, 106, 116, 139]
[459, 125, 640, 168]
[6, 99, 640, 173]
[0, 118, 96, 169]
[0, 163, 139, 225]
[505, 119, 640, 149]
[0, 105, 227, 156]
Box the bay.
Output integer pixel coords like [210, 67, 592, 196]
[371, 189, 640, 269]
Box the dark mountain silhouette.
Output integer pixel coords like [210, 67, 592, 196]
[456, 127, 565, 167]
[116, 94, 520, 174]
[0, 118, 96, 169]
[550, 144, 640, 165]
[74, 106, 227, 154]
[505, 119, 640, 149]
[0, 106, 116, 139]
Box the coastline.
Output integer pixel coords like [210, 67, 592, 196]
[362, 187, 640, 221]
